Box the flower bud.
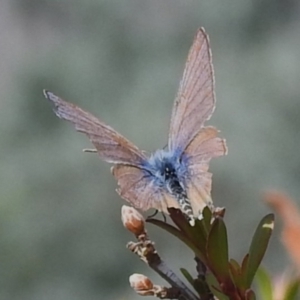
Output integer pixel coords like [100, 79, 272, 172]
[129, 273, 154, 296]
[214, 207, 226, 218]
[121, 206, 145, 236]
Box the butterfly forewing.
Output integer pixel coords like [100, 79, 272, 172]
[168, 28, 215, 152]
[44, 90, 147, 165]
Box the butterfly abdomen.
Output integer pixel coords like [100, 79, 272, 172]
[166, 176, 194, 225]
[155, 159, 194, 225]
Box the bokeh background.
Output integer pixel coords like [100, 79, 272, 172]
[1, 0, 300, 299]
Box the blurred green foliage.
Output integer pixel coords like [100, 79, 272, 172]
[1, 0, 300, 299]
[150, 209, 274, 299]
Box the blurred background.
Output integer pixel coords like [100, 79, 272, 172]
[1, 0, 300, 299]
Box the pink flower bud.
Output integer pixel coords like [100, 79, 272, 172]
[129, 273, 154, 296]
[121, 206, 145, 236]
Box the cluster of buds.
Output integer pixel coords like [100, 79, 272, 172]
[122, 206, 193, 299]
[122, 207, 163, 297]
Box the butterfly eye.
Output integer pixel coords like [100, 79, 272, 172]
[162, 167, 168, 177]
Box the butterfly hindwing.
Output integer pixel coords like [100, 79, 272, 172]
[44, 90, 147, 165]
[112, 165, 180, 213]
[184, 126, 227, 166]
[168, 28, 215, 152]
[186, 169, 213, 217]
[184, 126, 227, 215]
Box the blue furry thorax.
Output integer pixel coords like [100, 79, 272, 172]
[142, 148, 189, 188]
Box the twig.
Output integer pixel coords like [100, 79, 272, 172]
[195, 257, 214, 300]
[128, 237, 199, 300]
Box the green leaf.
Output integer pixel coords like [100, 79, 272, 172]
[239, 254, 250, 290]
[229, 259, 243, 289]
[206, 272, 230, 300]
[243, 214, 274, 288]
[193, 278, 212, 298]
[207, 217, 230, 282]
[168, 208, 211, 262]
[167, 209, 208, 254]
[229, 259, 241, 271]
[245, 289, 256, 300]
[147, 218, 206, 262]
[168, 208, 191, 233]
[284, 278, 300, 300]
[189, 222, 209, 255]
[241, 254, 249, 274]
[180, 268, 194, 287]
[254, 268, 273, 300]
[202, 206, 213, 234]
[180, 267, 212, 297]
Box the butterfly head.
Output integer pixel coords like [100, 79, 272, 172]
[144, 149, 188, 188]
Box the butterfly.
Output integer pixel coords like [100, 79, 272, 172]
[44, 28, 227, 226]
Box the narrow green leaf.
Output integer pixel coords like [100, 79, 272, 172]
[168, 208, 210, 262]
[167, 209, 208, 254]
[180, 267, 213, 297]
[206, 272, 230, 300]
[180, 268, 194, 286]
[284, 278, 300, 300]
[202, 206, 212, 234]
[193, 278, 212, 298]
[241, 254, 249, 274]
[189, 221, 209, 254]
[229, 259, 241, 271]
[168, 208, 191, 232]
[254, 268, 273, 300]
[229, 259, 243, 289]
[239, 254, 250, 290]
[243, 214, 274, 288]
[245, 289, 256, 300]
[147, 218, 206, 262]
[207, 218, 230, 282]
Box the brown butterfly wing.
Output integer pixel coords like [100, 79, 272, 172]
[168, 28, 215, 151]
[184, 126, 227, 215]
[112, 165, 180, 213]
[44, 90, 147, 165]
[186, 170, 213, 217]
[185, 126, 227, 166]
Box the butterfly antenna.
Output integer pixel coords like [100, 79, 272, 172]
[162, 212, 167, 223]
[146, 210, 167, 223]
[83, 148, 98, 153]
[147, 210, 159, 219]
